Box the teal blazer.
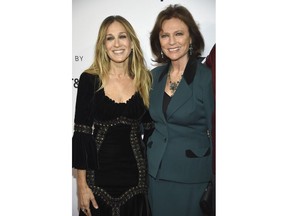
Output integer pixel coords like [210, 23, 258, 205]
[147, 58, 214, 183]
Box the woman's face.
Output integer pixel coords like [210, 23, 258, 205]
[159, 18, 192, 62]
[104, 21, 132, 63]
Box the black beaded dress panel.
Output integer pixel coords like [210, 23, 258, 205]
[72, 72, 153, 216]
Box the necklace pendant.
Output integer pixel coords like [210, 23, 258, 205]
[168, 70, 183, 95]
[170, 82, 178, 92]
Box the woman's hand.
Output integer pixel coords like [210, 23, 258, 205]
[78, 184, 98, 216]
[76, 169, 98, 216]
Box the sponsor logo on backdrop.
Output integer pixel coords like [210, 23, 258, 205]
[72, 78, 79, 88]
[72, 55, 84, 88]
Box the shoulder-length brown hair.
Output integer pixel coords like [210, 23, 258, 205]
[150, 4, 205, 63]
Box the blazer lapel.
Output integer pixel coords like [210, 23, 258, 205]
[150, 64, 169, 122]
[166, 58, 198, 119]
[166, 80, 192, 119]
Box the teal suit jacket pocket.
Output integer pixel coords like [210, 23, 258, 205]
[147, 132, 212, 183]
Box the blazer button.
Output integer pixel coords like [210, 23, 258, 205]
[164, 138, 167, 142]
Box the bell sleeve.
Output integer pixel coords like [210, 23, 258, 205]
[72, 72, 98, 170]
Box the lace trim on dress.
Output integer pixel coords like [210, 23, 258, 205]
[93, 116, 140, 152]
[142, 122, 154, 130]
[86, 116, 147, 216]
[74, 124, 93, 134]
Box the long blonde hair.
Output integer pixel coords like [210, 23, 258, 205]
[85, 15, 152, 108]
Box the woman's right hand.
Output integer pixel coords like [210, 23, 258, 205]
[76, 169, 98, 216]
[78, 184, 98, 216]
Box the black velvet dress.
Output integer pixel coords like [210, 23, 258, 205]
[72, 72, 153, 216]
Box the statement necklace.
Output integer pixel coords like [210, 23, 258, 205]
[168, 71, 183, 96]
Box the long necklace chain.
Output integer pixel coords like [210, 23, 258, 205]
[168, 71, 183, 96]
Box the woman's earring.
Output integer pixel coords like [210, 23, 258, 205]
[161, 50, 164, 59]
[189, 44, 193, 56]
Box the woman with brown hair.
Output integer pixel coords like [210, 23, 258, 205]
[147, 4, 214, 216]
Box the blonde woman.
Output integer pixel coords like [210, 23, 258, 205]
[72, 15, 153, 216]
